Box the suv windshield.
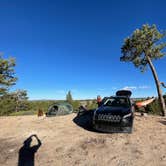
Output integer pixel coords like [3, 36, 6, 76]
[103, 97, 130, 107]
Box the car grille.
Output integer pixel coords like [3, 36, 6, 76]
[97, 114, 121, 122]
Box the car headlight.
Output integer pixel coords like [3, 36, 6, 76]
[123, 113, 132, 118]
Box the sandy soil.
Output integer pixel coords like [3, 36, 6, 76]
[0, 113, 166, 166]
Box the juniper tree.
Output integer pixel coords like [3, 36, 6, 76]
[120, 24, 166, 116]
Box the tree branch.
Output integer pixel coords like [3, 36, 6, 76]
[161, 82, 166, 88]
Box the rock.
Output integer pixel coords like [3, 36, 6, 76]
[141, 113, 148, 117]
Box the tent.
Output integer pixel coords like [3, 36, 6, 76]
[46, 102, 73, 116]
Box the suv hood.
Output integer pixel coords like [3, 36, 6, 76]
[95, 106, 131, 115]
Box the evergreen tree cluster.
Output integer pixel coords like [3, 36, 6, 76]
[0, 55, 29, 115]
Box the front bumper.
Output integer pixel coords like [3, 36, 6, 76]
[93, 123, 133, 133]
[93, 116, 133, 133]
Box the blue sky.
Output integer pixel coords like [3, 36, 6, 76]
[1, 0, 166, 99]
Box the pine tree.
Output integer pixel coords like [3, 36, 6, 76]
[120, 24, 166, 116]
[0, 54, 17, 95]
[66, 91, 73, 104]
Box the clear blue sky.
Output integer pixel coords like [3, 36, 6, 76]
[1, 0, 166, 99]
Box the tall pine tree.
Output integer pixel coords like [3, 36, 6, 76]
[120, 24, 166, 116]
[0, 54, 17, 95]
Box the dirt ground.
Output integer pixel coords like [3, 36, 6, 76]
[0, 113, 166, 166]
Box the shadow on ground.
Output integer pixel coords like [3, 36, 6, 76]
[159, 120, 166, 125]
[18, 134, 42, 166]
[73, 110, 96, 132]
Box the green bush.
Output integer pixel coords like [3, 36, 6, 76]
[0, 92, 30, 116]
[134, 96, 166, 115]
[0, 96, 16, 115]
[70, 100, 80, 112]
[138, 96, 166, 115]
[27, 100, 56, 112]
[145, 99, 161, 115]
[86, 100, 97, 110]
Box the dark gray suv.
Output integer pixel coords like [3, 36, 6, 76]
[93, 90, 134, 133]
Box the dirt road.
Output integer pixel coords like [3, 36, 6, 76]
[0, 113, 166, 166]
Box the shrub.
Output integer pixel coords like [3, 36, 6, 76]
[86, 100, 97, 110]
[70, 100, 81, 112]
[145, 99, 161, 115]
[0, 95, 16, 115]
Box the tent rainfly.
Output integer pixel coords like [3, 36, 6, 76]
[46, 102, 73, 116]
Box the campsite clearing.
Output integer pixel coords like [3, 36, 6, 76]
[0, 113, 166, 166]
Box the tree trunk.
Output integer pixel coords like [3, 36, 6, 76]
[147, 55, 166, 116]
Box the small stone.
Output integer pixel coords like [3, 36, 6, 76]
[161, 155, 166, 161]
[9, 149, 14, 152]
[141, 113, 148, 117]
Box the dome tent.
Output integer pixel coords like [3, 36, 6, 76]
[46, 102, 73, 116]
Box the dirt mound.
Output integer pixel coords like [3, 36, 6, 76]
[0, 113, 166, 166]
